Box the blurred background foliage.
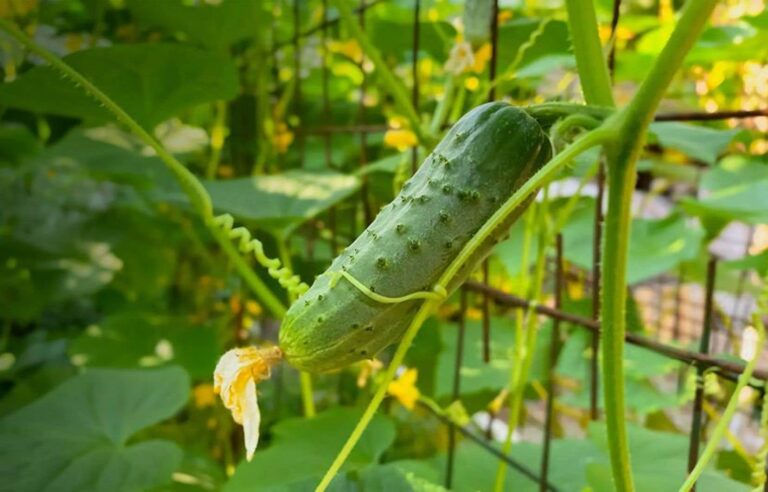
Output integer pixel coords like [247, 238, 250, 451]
[0, 0, 767, 490]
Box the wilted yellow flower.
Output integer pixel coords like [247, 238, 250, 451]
[384, 129, 418, 151]
[357, 358, 383, 388]
[214, 346, 281, 461]
[388, 368, 420, 410]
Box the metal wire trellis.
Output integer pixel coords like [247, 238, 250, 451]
[274, 0, 768, 489]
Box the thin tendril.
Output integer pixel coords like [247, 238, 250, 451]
[213, 214, 309, 298]
[329, 270, 447, 304]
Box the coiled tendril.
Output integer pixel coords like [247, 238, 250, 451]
[213, 214, 309, 298]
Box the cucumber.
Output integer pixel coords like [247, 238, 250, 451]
[280, 102, 552, 372]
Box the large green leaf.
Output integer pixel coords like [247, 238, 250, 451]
[224, 407, 395, 491]
[433, 317, 551, 410]
[497, 19, 571, 73]
[0, 366, 190, 492]
[359, 460, 445, 491]
[127, 0, 265, 48]
[588, 424, 748, 492]
[427, 424, 746, 491]
[0, 44, 238, 129]
[202, 171, 360, 236]
[559, 200, 703, 284]
[682, 155, 768, 225]
[69, 313, 219, 380]
[649, 122, 741, 165]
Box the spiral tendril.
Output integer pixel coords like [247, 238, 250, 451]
[213, 214, 309, 298]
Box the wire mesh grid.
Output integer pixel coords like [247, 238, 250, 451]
[272, 0, 768, 488]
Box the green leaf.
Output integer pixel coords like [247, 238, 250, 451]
[588, 423, 748, 492]
[359, 460, 444, 492]
[497, 19, 571, 72]
[0, 125, 40, 165]
[723, 250, 768, 277]
[69, 313, 219, 380]
[559, 200, 703, 284]
[649, 122, 741, 165]
[224, 407, 395, 491]
[127, 0, 265, 48]
[434, 318, 551, 409]
[201, 171, 360, 236]
[682, 155, 768, 225]
[0, 44, 238, 129]
[369, 19, 456, 62]
[0, 366, 190, 492]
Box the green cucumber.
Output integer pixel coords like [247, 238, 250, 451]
[280, 102, 552, 372]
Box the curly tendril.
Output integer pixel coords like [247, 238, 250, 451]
[213, 214, 309, 298]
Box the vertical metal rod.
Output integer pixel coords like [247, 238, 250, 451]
[357, 0, 372, 226]
[674, 264, 687, 393]
[479, 0, 500, 364]
[482, 260, 491, 363]
[607, 0, 622, 80]
[687, 256, 718, 491]
[410, 0, 421, 174]
[730, 226, 754, 333]
[321, 0, 338, 255]
[328, 207, 338, 256]
[321, 0, 333, 166]
[590, 164, 605, 420]
[488, 0, 499, 100]
[540, 235, 564, 491]
[446, 288, 468, 489]
[293, 0, 305, 167]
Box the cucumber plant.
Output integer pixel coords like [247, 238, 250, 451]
[0, 0, 728, 490]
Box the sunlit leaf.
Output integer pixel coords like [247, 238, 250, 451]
[649, 122, 741, 165]
[201, 171, 360, 236]
[0, 44, 238, 129]
[682, 155, 768, 225]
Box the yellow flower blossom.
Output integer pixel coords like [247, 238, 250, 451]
[193, 383, 216, 408]
[465, 76, 480, 91]
[384, 128, 418, 151]
[328, 39, 363, 63]
[388, 368, 420, 410]
[471, 43, 492, 73]
[213, 346, 281, 461]
[273, 122, 294, 154]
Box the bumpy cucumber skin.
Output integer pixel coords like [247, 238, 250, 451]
[280, 102, 552, 372]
